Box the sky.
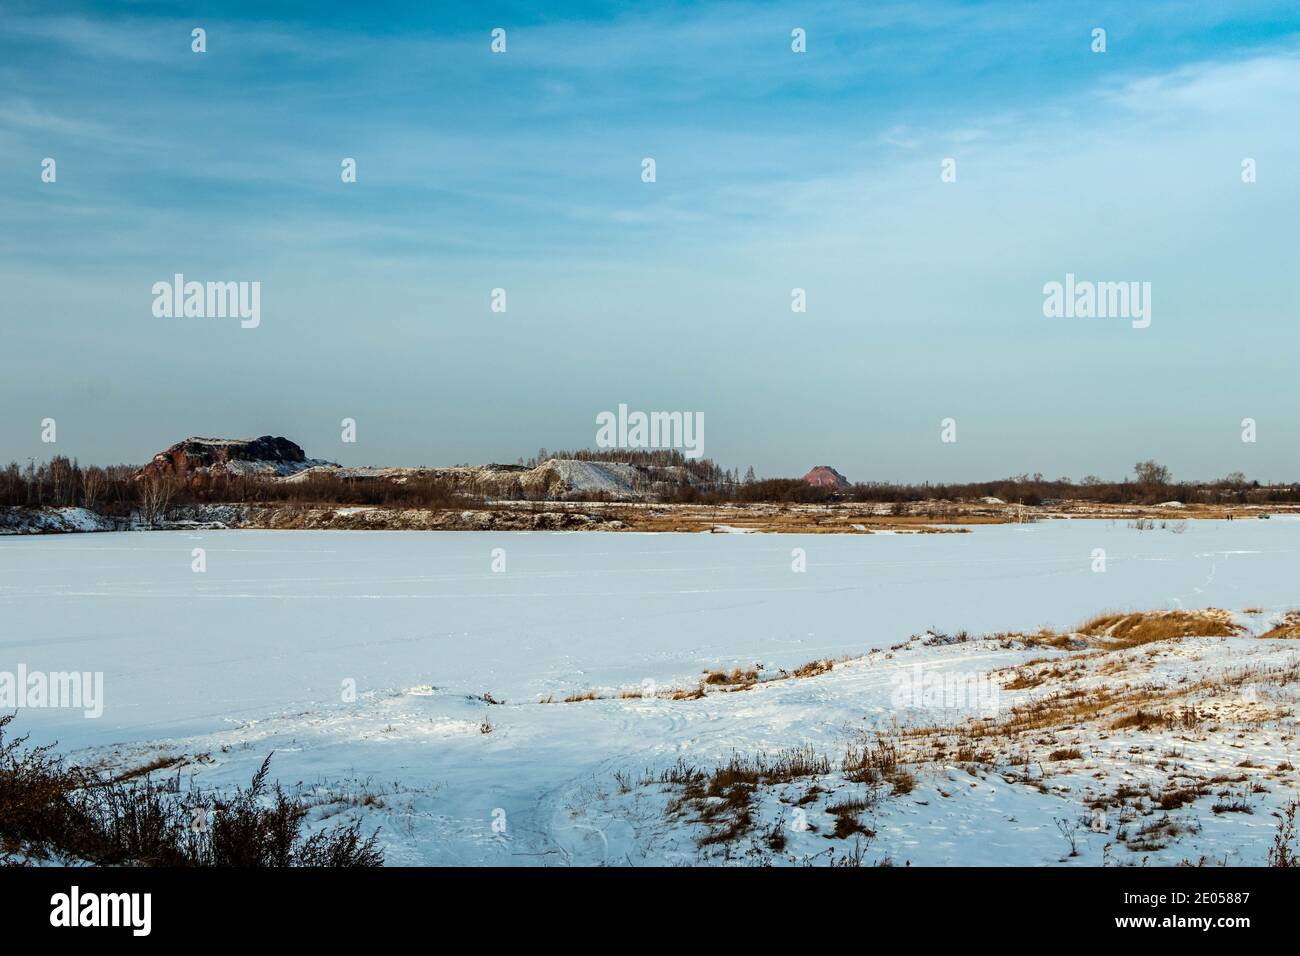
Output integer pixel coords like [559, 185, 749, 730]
[2, 0, 1299, 483]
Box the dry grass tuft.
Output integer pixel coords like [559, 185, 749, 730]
[841, 737, 918, 795]
[1111, 708, 1163, 731]
[1004, 669, 1045, 690]
[0, 714, 382, 867]
[669, 686, 706, 701]
[1261, 612, 1300, 640]
[660, 747, 831, 848]
[702, 666, 760, 687]
[1079, 609, 1244, 647]
[826, 797, 875, 839]
[791, 659, 835, 679]
[1269, 801, 1299, 866]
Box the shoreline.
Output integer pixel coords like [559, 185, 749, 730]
[4, 499, 1298, 537]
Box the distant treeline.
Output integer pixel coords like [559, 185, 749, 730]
[520, 446, 730, 485]
[3, 455, 1295, 514]
[0, 458, 479, 518]
[1, 459, 138, 514]
[669, 461, 1297, 507]
[675, 474, 1296, 507]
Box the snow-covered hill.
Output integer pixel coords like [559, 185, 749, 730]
[0, 506, 114, 534]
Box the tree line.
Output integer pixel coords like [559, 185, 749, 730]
[3, 455, 1295, 514]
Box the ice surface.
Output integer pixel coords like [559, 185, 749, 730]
[1, 520, 1296, 864]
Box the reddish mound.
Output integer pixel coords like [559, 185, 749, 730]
[802, 465, 849, 489]
[134, 436, 327, 486]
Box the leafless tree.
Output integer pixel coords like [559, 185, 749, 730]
[138, 474, 177, 527]
[1134, 460, 1172, 486]
[81, 467, 105, 513]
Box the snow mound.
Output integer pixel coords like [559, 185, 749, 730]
[535, 459, 639, 498]
[219, 457, 337, 478]
[0, 507, 114, 535]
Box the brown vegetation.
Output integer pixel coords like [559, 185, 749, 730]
[1, 456, 481, 525]
[1270, 802, 1299, 867]
[1261, 612, 1300, 640]
[702, 666, 760, 687]
[657, 748, 831, 848]
[9, 450, 1300, 531]
[1078, 609, 1244, 647]
[0, 715, 381, 866]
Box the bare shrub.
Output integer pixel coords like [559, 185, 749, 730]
[0, 714, 381, 867]
[1269, 801, 1298, 867]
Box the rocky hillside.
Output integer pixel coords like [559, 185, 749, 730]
[136, 436, 337, 484]
[136, 437, 702, 501]
[289, 458, 673, 501]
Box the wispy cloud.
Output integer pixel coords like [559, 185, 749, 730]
[3, 1, 1300, 477]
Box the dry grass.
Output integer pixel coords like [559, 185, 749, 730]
[1003, 669, 1046, 690]
[620, 604, 1298, 863]
[1016, 630, 1085, 650]
[0, 715, 381, 867]
[106, 753, 189, 784]
[1078, 609, 1244, 647]
[548, 653, 847, 707]
[623, 505, 985, 535]
[1261, 612, 1300, 640]
[841, 738, 917, 794]
[791, 659, 835, 679]
[658, 747, 832, 848]
[1128, 814, 1200, 851]
[870, 612, 1297, 856]
[1269, 801, 1299, 866]
[896, 611, 1299, 757]
[1048, 747, 1084, 761]
[702, 666, 759, 687]
[827, 804, 875, 839]
[1111, 708, 1163, 731]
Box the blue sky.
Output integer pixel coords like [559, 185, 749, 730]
[3, 0, 1299, 481]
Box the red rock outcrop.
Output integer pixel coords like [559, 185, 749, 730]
[801, 465, 850, 490]
[134, 436, 326, 485]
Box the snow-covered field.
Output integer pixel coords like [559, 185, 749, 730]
[2, 520, 1297, 865]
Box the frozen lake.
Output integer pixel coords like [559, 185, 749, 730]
[3, 520, 1298, 865]
[2, 520, 1297, 748]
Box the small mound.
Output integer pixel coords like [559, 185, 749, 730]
[518, 459, 641, 499]
[1078, 609, 1244, 647]
[1261, 612, 1300, 639]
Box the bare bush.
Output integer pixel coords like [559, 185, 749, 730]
[0, 714, 381, 867]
